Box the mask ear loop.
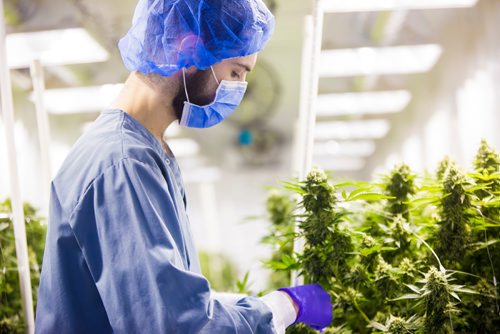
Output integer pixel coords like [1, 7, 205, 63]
[210, 66, 220, 85]
[182, 68, 190, 103]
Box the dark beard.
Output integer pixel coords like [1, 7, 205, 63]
[172, 68, 217, 120]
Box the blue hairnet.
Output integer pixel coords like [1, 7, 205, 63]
[118, 0, 275, 76]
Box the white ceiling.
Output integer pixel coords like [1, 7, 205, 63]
[5, 0, 496, 180]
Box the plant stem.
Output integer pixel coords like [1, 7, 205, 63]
[484, 228, 500, 314]
[406, 225, 446, 273]
[352, 298, 370, 323]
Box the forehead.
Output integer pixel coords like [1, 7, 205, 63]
[222, 54, 258, 71]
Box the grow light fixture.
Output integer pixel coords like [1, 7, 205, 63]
[33, 84, 123, 114]
[315, 119, 390, 140]
[7, 28, 109, 69]
[319, 44, 442, 77]
[323, 0, 478, 13]
[317, 90, 411, 116]
[314, 140, 376, 157]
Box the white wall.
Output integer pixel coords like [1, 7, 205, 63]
[366, 0, 500, 178]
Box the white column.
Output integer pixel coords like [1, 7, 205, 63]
[30, 59, 53, 218]
[0, 1, 35, 332]
[291, 0, 324, 286]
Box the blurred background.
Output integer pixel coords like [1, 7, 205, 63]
[1, 0, 499, 291]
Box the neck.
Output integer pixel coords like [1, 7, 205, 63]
[110, 71, 180, 143]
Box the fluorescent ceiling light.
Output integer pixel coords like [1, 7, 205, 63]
[317, 90, 411, 116]
[7, 28, 109, 69]
[315, 119, 390, 140]
[319, 44, 442, 77]
[167, 138, 200, 158]
[314, 157, 366, 171]
[314, 140, 376, 157]
[33, 84, 123, 114]
[323, 0, 478, 12]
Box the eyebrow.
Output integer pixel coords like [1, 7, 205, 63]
[236, 62, 252, 73]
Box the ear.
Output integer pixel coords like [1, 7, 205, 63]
[183, 65, 199, 75]
[172, 65, 198, 81]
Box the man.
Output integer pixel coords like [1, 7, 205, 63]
[35, 0, 332, 333]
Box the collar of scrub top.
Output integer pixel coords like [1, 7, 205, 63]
[102, 108, 176, 165]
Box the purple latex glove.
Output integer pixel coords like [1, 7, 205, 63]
[278, 284, 332, 331]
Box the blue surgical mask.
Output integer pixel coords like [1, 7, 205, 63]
[179, 66, 248, 128]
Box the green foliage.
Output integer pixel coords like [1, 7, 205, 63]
[436, 156, 453, 181]
[236, 272, 252, 295]
[384, 164, 416, 221]
[0, 199, 47, 334]
[198, 251, 239, 292]
[369, 314, 421, 334]
[474, 139, 500, 177]
[262, 190, 297, 289]
[298, 168, 353, 287]
[3, 1, 22, 26]
[263, 140, 500, 333]
[436, 162, 472, 266]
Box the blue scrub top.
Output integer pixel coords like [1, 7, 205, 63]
[35, 109, 274, 333]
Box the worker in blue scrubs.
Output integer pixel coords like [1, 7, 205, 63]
[35, 0, 333, 333]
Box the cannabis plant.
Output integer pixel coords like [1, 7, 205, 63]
[369, 314, 421, 334]
[384, 164, 416, 221]
[0, 199, 46, 334]
[435, 162, 472, 267]
[262, 190, 297, 289]
[459, 140, 500, 332]
[263, 140, 500, 333]
[295, 168, 353, 286]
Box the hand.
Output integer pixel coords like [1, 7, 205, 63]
[278, 284, 332, 331]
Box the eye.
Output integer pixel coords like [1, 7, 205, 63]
[231, 71, 240, 79]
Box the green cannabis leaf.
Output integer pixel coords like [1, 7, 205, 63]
[262, 140, 500, 333]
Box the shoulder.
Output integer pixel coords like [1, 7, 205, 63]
[52, 111, 166, 216]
